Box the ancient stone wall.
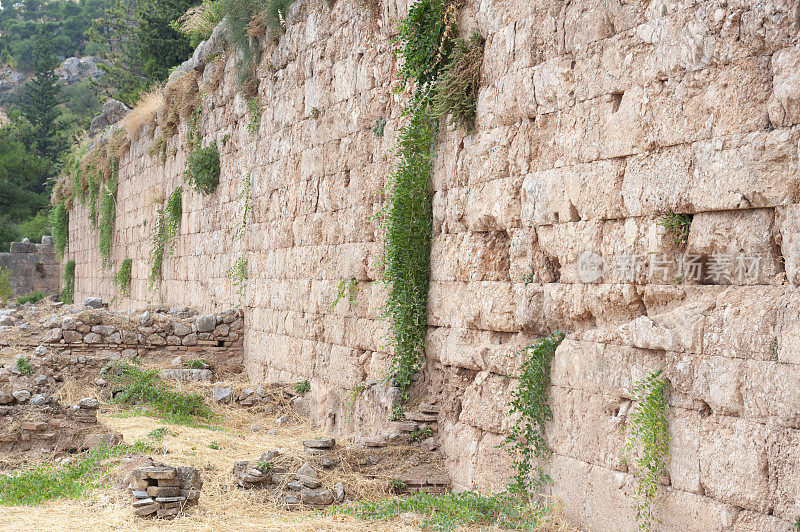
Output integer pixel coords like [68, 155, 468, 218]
[65, 1, 800, 529]
[0, 237, 60, 298]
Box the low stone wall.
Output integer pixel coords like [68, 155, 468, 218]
[0, 237, 60, 298]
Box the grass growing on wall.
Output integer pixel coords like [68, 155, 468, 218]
[184, 106, 220, 196]
[0, 266, 11, 304]
[61, 260, 75, 305]
[149, 187, 182, 289]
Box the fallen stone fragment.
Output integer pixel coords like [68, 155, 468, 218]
[301, 488, 334, 507]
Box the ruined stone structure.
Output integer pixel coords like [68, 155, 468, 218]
[0, 237, 60, 298]
[64, 1, 800, 529]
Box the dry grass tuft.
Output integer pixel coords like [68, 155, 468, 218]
[122, 84, 164, 141]
[50, 173, 72, 208]
[160, 70, 201, 138]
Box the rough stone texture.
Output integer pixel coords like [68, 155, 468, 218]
[64, 1, 800, 529]
[0, 237, 60, 297]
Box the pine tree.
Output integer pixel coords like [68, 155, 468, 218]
[20, 32, 64, 161]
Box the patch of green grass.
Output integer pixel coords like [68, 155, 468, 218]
[50, 202, 69, 258]
[294, 380, 310, 395]
[256, 461, 273, 473]
[0, 266, 11, 304]
[146, 427, 174, 442]
[0, 440, 153, 506]
[16, 291, 47, 305]
[15, 357, 33, 376]
[187, 358, 210, 369]
[327, 491, 555, 531]
[389, 404, 403, 422]
[208, 441, 220, 450]
[106, 362, 216, 427]
[410, 426, 433, 442]
[388, 478, 406, 493]
[372, 117, 387, 137]
[658, 211, 692, 247]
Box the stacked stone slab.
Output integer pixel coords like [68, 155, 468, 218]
[0, 396, 120, 455]
[129, 463, 202, 520]
[0, 237, 59, 297]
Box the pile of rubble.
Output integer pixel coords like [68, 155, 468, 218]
[128, 461, 202, 519]
[233, 441, 345, 509]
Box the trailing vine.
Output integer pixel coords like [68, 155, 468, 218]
[503, 333, 564, 497]
[247, 97, 261, 134]
[383, 0, 478, 399]
[225, 172, 252, 304]
[623, 369, 670, 531]
[331, 278, 358, 308]
[51, 202, 68, 258]
[98, 163, 118, 269]
[149, 187, 183, 289]
[115, 258, 133, 298]
[62, 260, 75, 305]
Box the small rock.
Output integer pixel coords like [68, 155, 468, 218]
[363, 437, 387, 448]
[0, 392, 14, 405]
[134, 502, 160, 516]
[0, 316, 14, 326]
[298, 475, 321, 489]
[35, 375, 47, 385]
[276, 415, 290, 425]
[172, 321, 192, 336]
[283, 494, 300, 506]
[30, 394, 47, 406]
[287, 481, 304, 491]
[320, 456, 336, 468]
[297, 462, 317, 479]
[421, 437, 438, 452]
[83, 297, 103, 308]
[303, 438, 335, 449]
[196, 314, 216, 333]
[212, 386, 233, 403]
[260, 450, 279, 462]
[34, 345, 47, 356]
[333, 482, 345, 503]
[78, 397, 100, 409]
[139, 311, 154, 327]
[301, 488, 334, 506]
[267, 429, 278, 436]
[251, 424, 263, 432]
[12, 390, 31, 403]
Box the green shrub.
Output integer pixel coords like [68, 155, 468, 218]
[50, 202, 69, 258]
[15, 356, 33, 376]
[410, 425, 433, 442]
[503, 333, 564, 497]
[115, 258, 133, 298]
[0, 266, 12, 304]
[327, 491, 555, 531]
[208, 441, 220, 450]
[185, 142, 220, 195]
[623, 369, 670, 531]
[61, 260, 75, 304]
[187, 358, 210, 369]
[171, 0, 225, 48]
[107, 362, 215, 426]
[16, 291, 46, 305]
[394, 0, 450, 91]
[149, 188, 182, 288]
[256, 461, 272, 473]
[388, 478, 407, 493]
[294, 380, 310, 395]
[98, 168, 118, 269]
[432, 32, 484, 133]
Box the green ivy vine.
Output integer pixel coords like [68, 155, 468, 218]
[225, 172, 252, 304]
[62, 260, 75, 305]
[149, 187, 183, 289]
[503, 333, 564, 497]
[623, 369, 670, 531]
[115, 257, 133, 298]
[51, 202, 68, 258]
[98, 163, 118, 269]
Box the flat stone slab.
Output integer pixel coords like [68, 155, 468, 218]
[159, 368, 213, 382]
[131, 490, 149, 499]
[303, 438, 335, 449]
[132, 497, 155, 507]
[155, 496, 187, 503]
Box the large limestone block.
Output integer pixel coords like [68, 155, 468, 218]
[549, 387, 627, 471]
[699, 416, 770, 513]
[428, 281, 517, 332]
[427, 326, 542, 376]
[766, 427, 800, 521]
[536, 220, 603, 283]
[521, 158, 626, 226]
[687, 209, 781, 284]
[776, 204, 800, 285]
[770, 47, 800, 126]
[473, 431, 515, 493]
[666, 353, 744, 416]
[440, 421, 480, 492]
[703, 287, 783, 361]
[540, 283, 645, 332]
[430, 232, 510, 282]
[741, 360, 800, 428]
[666, 408, 702, 494]
[459, 371, 514, 434]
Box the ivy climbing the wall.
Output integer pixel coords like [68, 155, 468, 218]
[51, 202, 68, 258]
[623, 369, 670, 531]
[149, 187, 183, 289]
[98, 163, 118, 269]
[115, 258, 133, 298]
[225, 172, 252, 304]
[503, 333, 565, 497]
[62, 260, 75, 305]
[383, 0, 483, 400]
